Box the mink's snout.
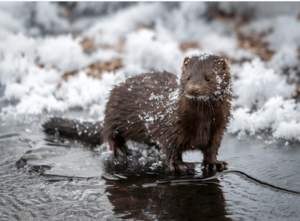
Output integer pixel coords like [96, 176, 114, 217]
[186, 84, 208, 99]
[188, 85, 200, 95]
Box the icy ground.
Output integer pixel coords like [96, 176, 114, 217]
[0, 2, 300, 142]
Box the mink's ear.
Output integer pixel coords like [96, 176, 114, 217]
[182, 57, 191, 70]
[215, 58, 230, 71]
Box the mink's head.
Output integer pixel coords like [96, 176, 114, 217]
[180, 54, 232, 101]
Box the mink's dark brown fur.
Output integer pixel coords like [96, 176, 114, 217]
[43, 54, 232, 171]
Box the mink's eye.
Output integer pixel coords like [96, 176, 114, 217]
[187, 76, 190, 80]
[205, 77, 211, 82]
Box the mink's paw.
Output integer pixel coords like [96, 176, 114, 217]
[202, 160, 228, 172]
[168, 161, 195, 173]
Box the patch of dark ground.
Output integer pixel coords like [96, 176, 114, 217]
[1, 112, 300, 221]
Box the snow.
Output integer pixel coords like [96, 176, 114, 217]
[34, 2, 69, 33]
[229, 96, 300, 141]
[56, 70, 126, 117]
[268, 43, 300, 71]
[218, 2, 300, 18]
[0, 10, 24, 33]
[37, 35, 88, 72]
[1, 60, 66, 116]
[241, 15, 300, 71]
[169, 89, 180, 102]
[201, 34, 237, 55]
[124, 29, 183, 76]
[0, 2, 300, 142]
[233, 58, 295, 109]
[84, 3, 166, 45]
[149, 93, 164, 101]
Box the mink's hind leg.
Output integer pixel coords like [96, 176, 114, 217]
[108, 133, 131, 157]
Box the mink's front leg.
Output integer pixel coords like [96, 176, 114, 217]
[202, 148, 228, 171]
[202, 133, 228, 171]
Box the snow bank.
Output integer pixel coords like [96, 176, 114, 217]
[218, 2, 300, 18]
[56, 70, 126, 117]
[0, 2, 299, 142]
[124, 29, 184, 76]
[0, 2, 69, 35]
[158, 2, 211, 42]
[0, 10, 24, 33]
[1, 57, 66, 116]
[229, 96, 300, 141]
[0, 2, 35, 29]
[72, 2, 134, 16]
[241, 15, 300, 71]
[84, 2, 166, 45]
[233, 58, 295, 109]
[37, 35, 88, 72]
[34, 2, 69, 33]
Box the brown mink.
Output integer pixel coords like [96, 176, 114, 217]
[43, 54, 233, 172]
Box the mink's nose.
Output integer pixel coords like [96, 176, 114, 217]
[188, 85, 201, 96]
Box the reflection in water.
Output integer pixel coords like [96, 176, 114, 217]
[105, 175, 231, 221]
[101, 153, 231, 220]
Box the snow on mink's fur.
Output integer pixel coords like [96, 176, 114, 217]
[43, 54, 233, 172]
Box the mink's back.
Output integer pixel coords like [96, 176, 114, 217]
[103, 71, 178, 145]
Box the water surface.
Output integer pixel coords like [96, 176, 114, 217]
[1, 112, 300, 221]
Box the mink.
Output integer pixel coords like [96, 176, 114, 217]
[43, 54, 233, 172]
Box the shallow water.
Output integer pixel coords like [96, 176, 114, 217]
[1, 112, 300, 221]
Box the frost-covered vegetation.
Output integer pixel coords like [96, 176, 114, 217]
[0, 2, 300, 141]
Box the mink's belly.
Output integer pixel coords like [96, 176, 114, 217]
[103, 71, 179, 144]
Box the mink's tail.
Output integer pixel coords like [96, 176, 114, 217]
[42, 117, 103, 145]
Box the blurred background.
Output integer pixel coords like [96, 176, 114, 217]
[0, 1, 300, 141]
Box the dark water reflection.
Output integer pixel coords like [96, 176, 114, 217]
[1, 114, 300, 220]
[106, 176, 230, 221]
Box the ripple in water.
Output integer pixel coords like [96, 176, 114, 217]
[1, 121, 300, 221]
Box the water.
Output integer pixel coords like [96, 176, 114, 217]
[1, 112, 300, 221]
